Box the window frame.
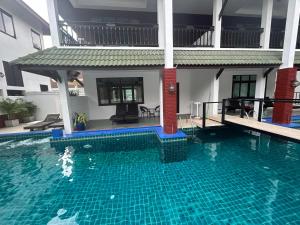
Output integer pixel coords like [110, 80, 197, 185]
[231, 75, 256, 99]
[31, 29, 42, 50]
[96, 77, 144, 106]
[0, 8, 16, 38]
[40, 84, 48, 92]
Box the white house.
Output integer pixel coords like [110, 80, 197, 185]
[0, 0, 51, 98]
[12, 0, 300, 134]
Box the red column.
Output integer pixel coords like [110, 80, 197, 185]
[272, 68, 297, 124]
[163, 68, 177, 134]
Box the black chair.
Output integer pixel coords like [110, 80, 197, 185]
[226, 99, 242, 113]
[263, 97, 274, 110]
[125, 103, 139, 122]
[140, 106, 150, 118]
[110, 104, 127, 124]
[154, 105, 160, 117]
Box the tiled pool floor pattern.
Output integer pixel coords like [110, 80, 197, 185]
[0, 129, 299, 224]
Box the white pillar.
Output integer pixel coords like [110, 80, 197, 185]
[159, 71, 164, 126]
[281, 0, 300, 68]
[212, 0, 222, 48]
[254, 72, 266, 119]
[57, 71, 73, 134]
[211, 75, 219, 116]
[260, 0, 273, 49]
[164, 0, 174, 68]
[47, 0, 60, 46]
[157, 0, 165, 48]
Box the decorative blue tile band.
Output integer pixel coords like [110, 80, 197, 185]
[51, 126, 188, 144]
[263, 116, 300, 128]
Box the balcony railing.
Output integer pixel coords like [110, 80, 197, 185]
[269, 30, 284, 49]
[58, 21, 300, 49]
[173, 25, 214, 47]
[221, 28, 263, 48]
[59, 21, 158, 47]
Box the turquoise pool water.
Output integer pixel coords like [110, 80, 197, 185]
[0, 128, 299, 224]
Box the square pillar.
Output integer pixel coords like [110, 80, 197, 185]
[260, 0, 273, 49]
[254, 72, 266, 119]
[157, 0, 165, 48]
[47, 0, 61, 46]
[164, 0, 174, 68]
[163, 68, 177, 134]
[159, 71, 164, 126]
[272, 68, 297, 124]
[211, 76, 219, 115]
[281, 0, 300, 69]
[57, 71, 73, 134]
[212, 0, 222, 48]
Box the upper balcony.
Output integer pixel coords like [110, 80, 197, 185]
[54, 0, 298, 49]
[59, 21, 300, 49]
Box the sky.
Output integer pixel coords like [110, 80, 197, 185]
[22, 0, 53, 48]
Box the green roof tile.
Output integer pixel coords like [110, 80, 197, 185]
[13, 47, 287, 71]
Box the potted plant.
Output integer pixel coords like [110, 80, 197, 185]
[0, 98, 27, 127]
[74, 113, 88, 131]
[21, 100, 37, 123]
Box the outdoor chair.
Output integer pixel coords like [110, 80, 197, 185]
[24, 114, 61, 131]
[124, 103, 139, 123]
[225, 99, 242, 113]
[155, 105, 160, 117]
[140, 106, 150, 118]
[110, 104, 127, 124]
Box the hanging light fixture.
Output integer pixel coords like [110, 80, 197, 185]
[291, 80, 300, 87]
[168, 82, 176, 93]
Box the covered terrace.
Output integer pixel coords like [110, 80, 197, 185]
[12, 47, 289, 134]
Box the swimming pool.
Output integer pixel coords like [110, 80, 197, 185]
[0, 127, 299, 224]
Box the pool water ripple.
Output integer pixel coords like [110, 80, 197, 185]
[0, 128, 299, 224]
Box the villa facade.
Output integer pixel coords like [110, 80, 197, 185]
[13, 0, 300, 134]
[0, 0, 51, 97]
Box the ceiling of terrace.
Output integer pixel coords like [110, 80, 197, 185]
[68, 0, 288, 18]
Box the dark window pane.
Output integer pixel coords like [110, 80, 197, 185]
[240, 83, 248, 97]
[232, 83, 240, 98]
[111, 87, 121, 104]
[7, 90, 24, 96]
[233, 75, 240, 81]
[250, 75, 256, 81]
[96, 77, 144, 105]
[241, 75, 250, 81]
[0, 14, 4, 32]
[40, 84, 48, 92]
[32, 30, 42, 50]
[249, 83, 256, 97]
[3, 61, 24, 87]
[2, 12, 14, 36]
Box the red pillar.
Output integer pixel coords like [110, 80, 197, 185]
[272, 68, 297, 124]
[163, 68, 177, 134]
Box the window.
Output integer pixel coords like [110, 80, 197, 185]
[96, 77, 144, 105]
[40, 84, 48, 92]
[0, 8, 16, 38]
[7, 90, 24, 96]
[232, 75, 256, 98]
[31, 29, 42, 50]
[3, 61, 24, 87]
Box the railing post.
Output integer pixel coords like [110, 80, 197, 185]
[240, 99, 245, 118]
[258, 99, 263, 122]
[202, 102, 206, 128]
[221, 99, 226, 123]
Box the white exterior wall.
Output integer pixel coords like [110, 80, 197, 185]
[0, 2, 51, 97]
[25, 91, 87, 121]
[83, 70, 160, 120]
[23, 68, 278, 121]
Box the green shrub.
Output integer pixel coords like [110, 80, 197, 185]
[0, 98, 27, 120]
